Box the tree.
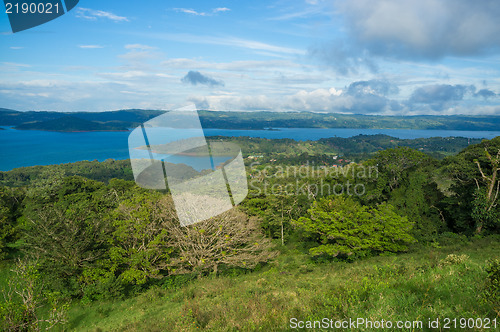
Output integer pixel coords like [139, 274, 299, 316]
[471, 148, 499, 233]
[388, 170, 446, 240]
[0, 258, 68, 331]
[242, 192, 310, 245]
[165, 207, 277, 276]
[0, 186, 23, 260]
[105, 193, 174, 285]
[445, 137, 500, 233]
[21, 177, 118, 296]
[367, 146, 431, 193]
[294, 196, 415, 259]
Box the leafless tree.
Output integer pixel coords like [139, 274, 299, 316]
[474, 148, 500, 233]
[1, 258, 67, 331]
[163, 203, 277, 276]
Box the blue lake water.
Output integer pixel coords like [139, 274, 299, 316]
[1, 126, 499, 171]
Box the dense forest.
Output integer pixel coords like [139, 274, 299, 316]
[0, 135, 499, 330]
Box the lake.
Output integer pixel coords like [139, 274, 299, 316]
[1, 126, 500, 171]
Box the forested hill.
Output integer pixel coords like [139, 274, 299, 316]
[0, 108, 164, 131]
[2, 107, 500, 131]
[197, 111, 500, 130]
[15, 116, 128, 132]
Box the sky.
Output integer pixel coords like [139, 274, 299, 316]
[1, 0, 500, 115]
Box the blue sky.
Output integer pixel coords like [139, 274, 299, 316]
[1, 0, 500, 115]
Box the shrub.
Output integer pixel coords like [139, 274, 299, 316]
[439, 254, 469, 267]
[484, 258, 500, 305]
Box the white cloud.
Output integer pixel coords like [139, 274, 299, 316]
[337, 0, 500, 59]
[213, 7, 230, 13]
[125, 44, 156, 50]
[2, 62, 31, 68]
[174, 8, 204, 16]
[174, 7, 231, 16]
[188, 88, 348, 112]
[9, 46, 24, 50]
[161, 58, 304, 71]
[76, 8, 129, 22]
[78, 45, 104, 49]
[118, 45, 163, 65]
[132, 32, 305, 57]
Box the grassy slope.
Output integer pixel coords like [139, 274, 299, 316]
[64, 236, 499, 331]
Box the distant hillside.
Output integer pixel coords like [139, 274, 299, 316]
[15, 116, 128, 132]
[198, 111, 500, 131]
[210, 134, 482, 161]
[0, 108, 165, 130]
[2, 108, 500, 131]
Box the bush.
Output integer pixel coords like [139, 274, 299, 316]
[0, 258, 68, 331]
[439, 254, 469, 267]
[435, 232, 469, 246]
[484, 258, 500, 305]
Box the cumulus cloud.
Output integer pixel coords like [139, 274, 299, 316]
[474, 88, 497, 99]
[337, 0, 500, 60]
[181, 71, 224, 87]
[408, 84, 474, 110]
[188, 81, 402, 114]
[346, 79, 398, 96]
[338, 80, 401, 114]
[186, 78, 500, 115]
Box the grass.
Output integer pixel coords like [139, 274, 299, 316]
[57, 236, 499, 331]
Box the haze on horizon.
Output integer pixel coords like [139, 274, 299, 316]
[1, 0, 500, 116]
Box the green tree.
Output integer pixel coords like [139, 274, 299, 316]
[0, 186, 23, 260]
[21, 177, 118, 296]
[104, 193, 174, 285]
[445, 137, 500, 233]
[364, 147, 432, 203]
[242, 193, 310, 245]
[388, 170, 446, 240]
[295, 196, 415, 259]
[0, 258, 68, 331]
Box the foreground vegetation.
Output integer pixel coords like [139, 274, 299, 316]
[0, 135, 499, 330]
[7, 236, 496, 331]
